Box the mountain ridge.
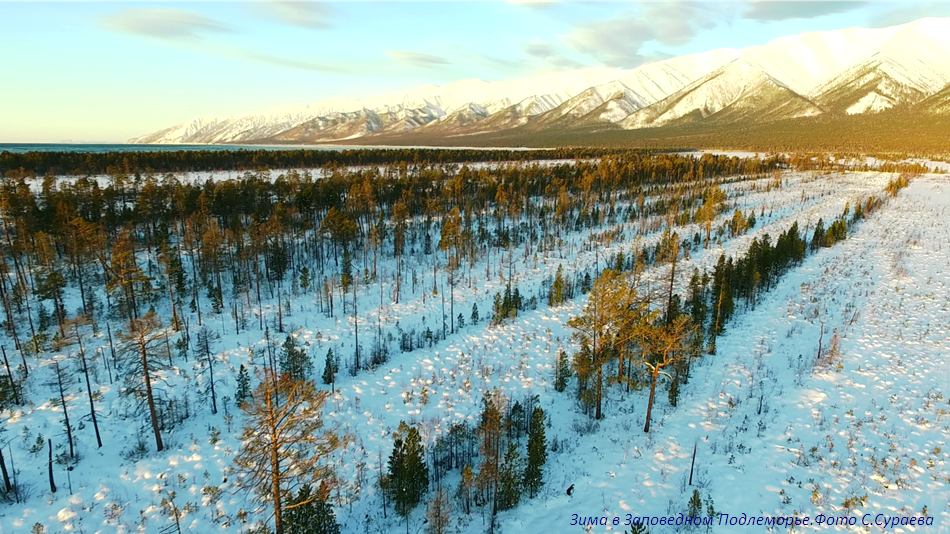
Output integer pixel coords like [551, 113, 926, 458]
[130, 18, 950, 146]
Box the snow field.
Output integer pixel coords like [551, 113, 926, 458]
[0, 168, 932, 534]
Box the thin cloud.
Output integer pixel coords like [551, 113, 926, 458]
[236, 49, 360, 74]
[523, 39, 585, 69]
[743, 1, 867, 21]
[386, 50, 451, 68]
[560, 3, 720, 68]
[102, 7, 358, 75]
[508, 0, 558, 11]
[253, 2, 335, 29]
[102, 8, 233, 40]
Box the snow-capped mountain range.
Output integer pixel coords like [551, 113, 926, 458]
[130, 18, 950, 144]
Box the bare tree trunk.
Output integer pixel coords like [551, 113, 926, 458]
[0, 442, 11, 492]
[644, 368, 659, 433]
[1, 346, 19, 405]
[54, 361, 75, 458]
[141, 343, 164, 452]
[76, 331, 103, 448]
[47, 439, 56, 493]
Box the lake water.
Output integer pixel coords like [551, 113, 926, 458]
[0, 143, 539, 154]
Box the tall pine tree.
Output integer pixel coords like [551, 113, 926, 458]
[280, 334, 312, 381]
[389, 421, 429, 534]
[235, 364, 251, 408]
[523, 407, 546, 498]
[321, 348, 337, 392]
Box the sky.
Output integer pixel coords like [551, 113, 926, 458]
[1, 1, 948, 143]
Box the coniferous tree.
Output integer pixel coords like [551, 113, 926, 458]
[523, 407, 546, 498]
[283, 483, 340, 534]
[280, 334, 312, 382]
[46, 357, 75, 459]
[554, 350, 571, 393]
[810, 218, 826, 251]
[477, 391, 505, 532]
[569, 269, 651, 419]
[496, 443, 523, 511]
[687, 489, 702, 522]
[195, 326, 220, 414]
[548, 264, 566, 307]
[641, 316, 697, 433]
[116, 310, 169, 452]
[233, 370, 342, 534]
[235, 364, 251, 407]
[389, 421, 429, 534]
[470, 302, 479, 325]
[299, 267, 311, 294]
[57, 314, 102, 447]
[321, 348, 337, 392]
[439, 206, 462, 334]
[456, 463, 474, 516]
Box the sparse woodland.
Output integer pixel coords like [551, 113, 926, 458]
[0, 148, 938, 534]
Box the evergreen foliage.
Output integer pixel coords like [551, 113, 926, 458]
[283, 483, 340, 534]
[233, 370, 341, 534]
[388, 421, 429, 530]
[687, 489, 702, 522]
[235, 364, 251, 408]
[496, 443, 523, 511]
[554, 350, 571, 393]
[523, 407, 546, 498]
[548, 265, 566, 307]
[321, 348, 337, 390]
[280, 334, 312, 381]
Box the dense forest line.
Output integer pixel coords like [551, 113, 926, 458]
[362, 110, 950, 158]
[0, 147, 638, 177]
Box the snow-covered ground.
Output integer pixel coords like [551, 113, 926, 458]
[2, 170, 947, 533]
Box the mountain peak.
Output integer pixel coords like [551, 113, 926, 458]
[130, 18, 950, 145]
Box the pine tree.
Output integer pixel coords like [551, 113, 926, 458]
[687, 489, 702, 522]
[299, 267, 311, 293]
[456, 463, 474, 515]
[116, 310, 169, 452]
[46, 357, 75, 459]
[389, 421, 429, 534]
[496, 443, 523, 511]
[283, 483, 340, 534]
[476, 391, 505, 531]
[523, 407, 546, 498]
[233, 370, 342, 534]
[321, 348, 337, 391]
[810, 218, 826, 251]
[549, 264, 565, 307]
[280, 334, 312, 381]
[235, 364, 251, 407]
[641, 316, 697, 433]
[554, 350, 571, 393]
[196, 326, 220, 414]
[470, 302, 479, 325]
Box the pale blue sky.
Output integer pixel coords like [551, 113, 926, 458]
[1, 1, 946, 143]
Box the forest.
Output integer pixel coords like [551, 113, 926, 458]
[0, 148, 931, 534]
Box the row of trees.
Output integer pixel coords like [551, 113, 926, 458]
[562, 173, 906, 430]
[0, 147, 628, 177]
